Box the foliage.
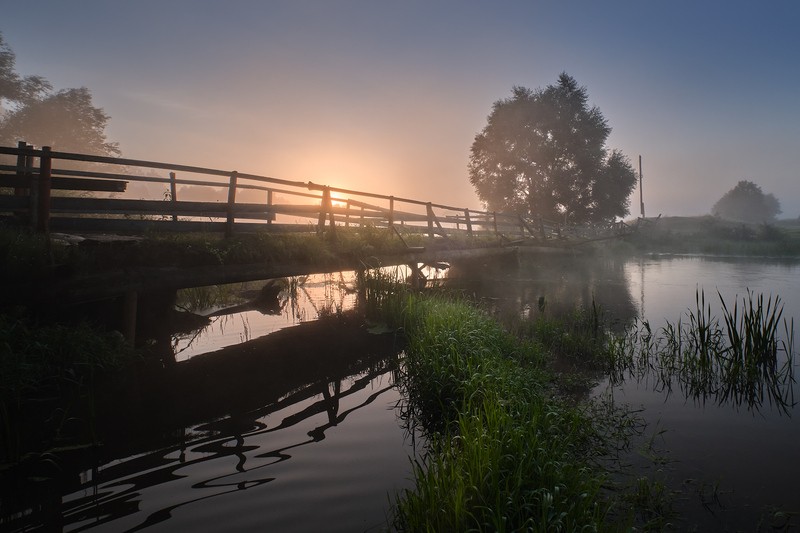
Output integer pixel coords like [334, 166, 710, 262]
[0, 33, 50, 105]
[711, 180, 781, 224]
[379, 293, 630, 531]
[0, 313, 136, 462]
[617, 216, 800, 256]
[0, 31, 118, 156]
[0, 87, 120, 156]
[607, 290, 796, 415]
[469, 73, 637, 224]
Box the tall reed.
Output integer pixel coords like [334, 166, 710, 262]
[609, 289, 796, 414]
[383, 293, 617, 531]
[0, 314, 136, 462]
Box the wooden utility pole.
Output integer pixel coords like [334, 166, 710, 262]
[639, 155, 645, 218]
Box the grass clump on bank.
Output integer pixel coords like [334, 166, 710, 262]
[382, 293, 622, 531]
[0, 313, 137, 463]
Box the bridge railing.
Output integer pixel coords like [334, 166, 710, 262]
[0, 142, 567, 242]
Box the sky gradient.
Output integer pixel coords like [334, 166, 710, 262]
[3, 1, 799, 217]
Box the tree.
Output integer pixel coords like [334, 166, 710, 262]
[469, 73, 637, 224]
[711, 180, 781, 223]
[0, 88, 120, 156]
[0, 33, 50, 106]
[0, 31, 118, 157]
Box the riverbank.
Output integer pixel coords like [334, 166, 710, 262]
[615, 215, 800, 256]
[368, 286, 652, 531]
[386, 253, 800, 531]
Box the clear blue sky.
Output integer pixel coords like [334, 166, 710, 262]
[3, 1, 799, 217]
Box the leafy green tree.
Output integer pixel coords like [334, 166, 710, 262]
[711, 180, 781, 223]
[469, 73, 637, 224]
[0, 32, 118, 156]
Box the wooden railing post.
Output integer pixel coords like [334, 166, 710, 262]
[345, 200, 351, 228]
[492, 212, 498, 236]
[327, 192, 336, 236]
[539, 216, 546, 239]
[225, 170, 238, 238]
[14, 141, 27, 196]
[267, 189, 273, 225]
[37, 146, 52, 233]
[317, 188, 327, 234]
[388, 196, 395, 228]
[14, 141, 33, 225]
[464, 209, 473, 238]
[169, 171, 178, 222]
[426, 202, 435, 238]
[317, 186, 335, 236]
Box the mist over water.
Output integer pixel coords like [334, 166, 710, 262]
[446, 251, 800, 529]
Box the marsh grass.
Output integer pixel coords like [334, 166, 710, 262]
[617, 216, 800, 256]
[376, 291, 633, 531]
[0, 227, 74, 280]
[176, 283, 245, 312]
[0, 314, 136, 462]
[609, 289, 796, 414]
[510, 298, 613, 368]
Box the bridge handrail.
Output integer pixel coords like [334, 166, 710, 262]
[0, 142, 581, 241]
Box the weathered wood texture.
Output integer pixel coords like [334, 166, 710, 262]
[0, 143, 576, 241]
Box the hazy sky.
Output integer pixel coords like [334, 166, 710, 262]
[3, 1, 799, 217]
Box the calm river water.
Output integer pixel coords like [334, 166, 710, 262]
[4, 274, 418, 532]
[449, 250, 800, 531]
[5, 253, 799, 531]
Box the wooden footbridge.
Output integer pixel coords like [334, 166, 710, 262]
[0, 141, 634, 340]
[0, 141, 633, 244]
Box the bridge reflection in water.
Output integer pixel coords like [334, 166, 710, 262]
[13, 314, 415, 532]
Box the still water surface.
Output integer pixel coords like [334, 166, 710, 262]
[449, 251, 800, 530]
[9, 254, 799, 531]
[606, 255, 800, 530]
[8, 274, 417, 532]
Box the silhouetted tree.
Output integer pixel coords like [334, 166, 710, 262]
[0, 33, 50, 106]
[0, 87, 120, 156]
[711, 180, 781, 223]
[0, 31, 118, 156]
[469, 73, 637, 224]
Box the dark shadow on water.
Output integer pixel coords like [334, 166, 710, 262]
[0, 312, 403, 532]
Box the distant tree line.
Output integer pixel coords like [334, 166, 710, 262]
[0, 31, 118, 156]
[711, 180, 781, 224]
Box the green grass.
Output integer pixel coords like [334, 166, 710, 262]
[617, 216, 800, 256]
[378, 292, 630, 531]
[0, 224, 495, 282]
[0, 313, 137, 463]
[608, 289, 796, 414]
